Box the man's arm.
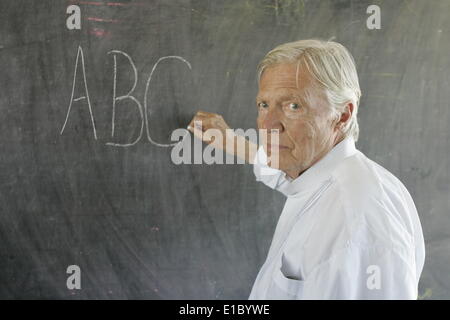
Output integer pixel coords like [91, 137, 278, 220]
[188, 110, 289, 192]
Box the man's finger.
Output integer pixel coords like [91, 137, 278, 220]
[196, 110, 212, 117]
[191, 123, 206, 141]
[188, 120, 206, 135]
[188, 116, 205, 131]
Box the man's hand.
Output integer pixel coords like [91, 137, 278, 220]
[187, 111, 257, 164]
[187, 111, 232, 151]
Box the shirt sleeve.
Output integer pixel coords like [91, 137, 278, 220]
[300, 243, 419, 299]
[253, 145, 291, 194]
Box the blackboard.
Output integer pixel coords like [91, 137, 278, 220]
[0, 0, 449, 299]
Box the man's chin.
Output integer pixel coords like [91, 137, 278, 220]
[267, 160, 291, 172]
[268, 161, 308, 177]
[265, 150, 286, 168]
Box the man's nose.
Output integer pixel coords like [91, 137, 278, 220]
[261, 108, 284, 133]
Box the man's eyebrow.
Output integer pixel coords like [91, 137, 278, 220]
[256, 92, 302, 101]
[279, 93, 301, 100]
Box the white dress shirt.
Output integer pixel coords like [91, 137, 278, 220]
[249, 137, 425, 299]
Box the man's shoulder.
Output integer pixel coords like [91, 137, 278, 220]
[285, 151, 421, 277]
[330, 150, 411, 207]
[311, 151, 417, 246]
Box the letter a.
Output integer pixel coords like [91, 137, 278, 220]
[66, 5, 81, 30]
[66, 265, 81, 290]
[366, 5, 381, 30]
[60, 46, 98, 139]
[366, 265, 381, 290]
[171, 129, 191, 164]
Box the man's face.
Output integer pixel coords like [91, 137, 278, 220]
[256, 62, 341, 178]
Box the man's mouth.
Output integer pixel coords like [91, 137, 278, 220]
[267, 143, 289, 151]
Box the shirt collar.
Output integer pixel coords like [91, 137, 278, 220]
[277, 136, 358, 196]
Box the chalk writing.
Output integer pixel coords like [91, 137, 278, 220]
[60, 46, 192, 148]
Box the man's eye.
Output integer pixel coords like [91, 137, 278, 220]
[258, 102, 269, 109]
[289, 103, 300, 110]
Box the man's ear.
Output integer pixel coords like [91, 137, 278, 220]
[336, 102, 354, 130]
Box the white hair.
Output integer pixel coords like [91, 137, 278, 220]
[257, 39, 362, 142]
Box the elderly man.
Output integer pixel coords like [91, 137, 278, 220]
[188, 39, 425, 299]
